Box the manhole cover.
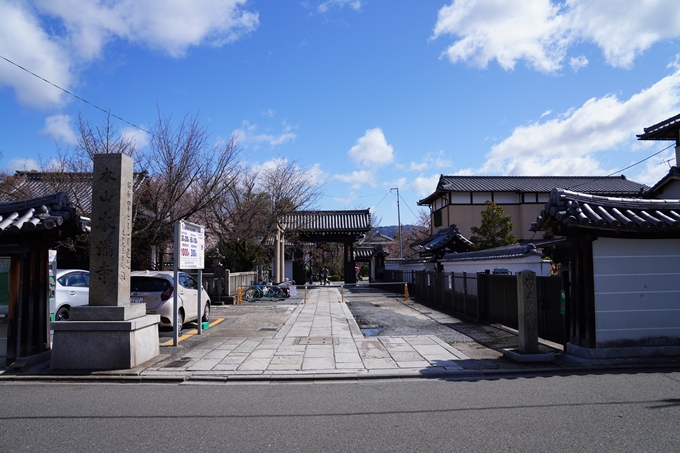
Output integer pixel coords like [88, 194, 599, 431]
[294, 337, 338, 345]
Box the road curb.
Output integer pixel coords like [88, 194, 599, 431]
[3, 362, 679, 384]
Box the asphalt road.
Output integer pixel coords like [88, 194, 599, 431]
[2, 371, 679, 452]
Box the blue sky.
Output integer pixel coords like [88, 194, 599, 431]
[2, 0, 680, 227]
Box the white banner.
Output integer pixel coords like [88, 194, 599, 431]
[178, 221, 205, 269]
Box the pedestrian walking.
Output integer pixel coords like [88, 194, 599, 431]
[323, 266, 330, 285]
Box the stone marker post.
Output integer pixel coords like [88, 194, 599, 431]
[51, 153, 159, 370]
[517, 270, 539, 354]
[75, 153, 145, 321]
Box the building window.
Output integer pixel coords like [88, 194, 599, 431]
[433, 209, 442, 227]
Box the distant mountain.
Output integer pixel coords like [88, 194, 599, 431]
[375, 225, 416, 239]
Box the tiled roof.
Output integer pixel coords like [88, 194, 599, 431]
[411, 225, 472, 256]
[442, 243, 543, 262]
[637, 113, 680, 141]
[439, 175, 646, 193]
[354, 247, 389, 260]
[280, 210, 371, 233]
[1, 171, 147, 215]
[0, 192, 87, 239]
[531, 188, 680, 236]
[418, 175, 647, 205]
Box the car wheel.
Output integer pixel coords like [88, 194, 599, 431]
[55, 306, 70, 321]
[176, 311, 184, 336]
[202, 301, 210, 323]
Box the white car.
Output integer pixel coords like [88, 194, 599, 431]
[53, 269, 90, 321]
[130, 270, 210, 335]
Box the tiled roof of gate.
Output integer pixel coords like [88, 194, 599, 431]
[354, 246, 389, 261]
[280, 209, 371, 233]
[530, 188, 680, 235]
[0, 192, 87, 238]
[418, 175, 647, 205]
[411, 224, 472, 256]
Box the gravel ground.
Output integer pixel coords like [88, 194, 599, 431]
[342, 285, 536, 361]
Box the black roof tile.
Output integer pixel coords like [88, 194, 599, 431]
[531, 188, 680, 237]
[280, 210, 371, 234]
[418, 175, 648, 205]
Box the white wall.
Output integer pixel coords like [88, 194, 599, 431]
[593, 237, 680, 347]
[441, 256, 551, 276]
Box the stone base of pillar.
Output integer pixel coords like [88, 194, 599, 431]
[70, 303, 146, 321]
[50, 315, 160, 370]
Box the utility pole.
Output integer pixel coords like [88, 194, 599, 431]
[391, 188, 403, 258]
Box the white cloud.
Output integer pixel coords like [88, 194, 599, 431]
[333, 170, 376, 189]
[234, 121, 297, 149]
[0, 1, 73, 109]
[413, 174, 440, 197]
[567, 0, 680, 69]
[34, 0, 259, 59]
[347, 128, 394, 167]
[433, 0, 568, 72]
[634, 149, 677, 186]
[569, 55, 588, 71]
[5, 158, 41, 173]
[405, 150, 452, 172]
[305, 163, 327, 186]
[469, 68, 680, 177]
[41, 115, 78, 144]
[121, 126, 151, 150]
[318, 0, 362, 13]
[0, 0, 258, 109]
[433, 0, 680, 72]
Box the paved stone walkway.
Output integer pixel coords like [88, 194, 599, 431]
[143, 286, 469, 378]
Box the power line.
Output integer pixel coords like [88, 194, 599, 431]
[566, 143, 675, 192]
[604, 143, 674, 176]
[0, 54, 152, 136]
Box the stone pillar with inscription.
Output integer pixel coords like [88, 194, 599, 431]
[502, 270, 554, 362]
[51, 154, 160, 370]
[517, 270, 539, 354]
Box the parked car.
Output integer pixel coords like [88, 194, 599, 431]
[130, 270, 210, 335]
[53, 269, 90, 321]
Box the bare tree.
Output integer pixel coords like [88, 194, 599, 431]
[133, 111, 240, 268]
[205, 159, 322, 271]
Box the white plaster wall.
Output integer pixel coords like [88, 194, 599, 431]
[441, 256, 551, 276]
[593, 237, 680, 347]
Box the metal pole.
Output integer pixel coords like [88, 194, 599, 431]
[391, 188, 403, 259]
[197, 269, 203, 334]
[173, 222, 180, 346]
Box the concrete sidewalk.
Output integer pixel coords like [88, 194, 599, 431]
[142, 286, 470, 379]
[4, 286, 680, 382]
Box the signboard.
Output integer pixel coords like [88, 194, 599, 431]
[178, 221, 205, 270]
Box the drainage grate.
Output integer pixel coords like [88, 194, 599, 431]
[294, 337, 339, 345]
[164, 357, 191, 368]
[258, 327, 278, 331]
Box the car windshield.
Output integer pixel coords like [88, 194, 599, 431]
[130, 277, 170, 292]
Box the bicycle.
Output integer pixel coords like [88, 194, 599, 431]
[244, 282, 286, 299]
